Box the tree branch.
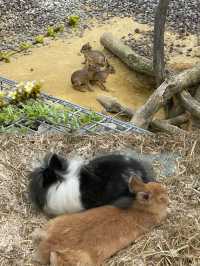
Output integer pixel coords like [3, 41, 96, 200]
[96, 95, 188, 134]
[130, 64, 200, 128]
[100, 32, 154, 77]
[179, 90, 200, 119]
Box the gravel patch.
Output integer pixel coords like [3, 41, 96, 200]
[0, 0, 199, 50]
[121, 30, 193, 61]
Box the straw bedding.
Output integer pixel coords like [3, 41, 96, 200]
[0, 133, 199, 266]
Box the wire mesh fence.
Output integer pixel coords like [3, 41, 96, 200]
[0, 76, 151, 135]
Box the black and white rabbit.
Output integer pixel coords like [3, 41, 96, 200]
[29, 152, 155, 216]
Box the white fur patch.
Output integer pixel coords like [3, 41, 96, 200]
[44, 158, 85, 216]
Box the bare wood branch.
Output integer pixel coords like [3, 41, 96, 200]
[194, 85, 200, 102]
[168, 96, 184, 118]
[130, 64, 200, 128]
[100, 32, 154, 77]
[96, 95, 134, 118]
[165, 112, 190, 125]
[179, 90, 200, 119]
[153, 0, 170, 86]
[151, 119, 186, 134]
[96, 95, 188, 134]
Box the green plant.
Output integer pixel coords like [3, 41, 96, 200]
[22, 80, 42, 98]
[0, 97, 102, 133]
[0, 125, 29, 134]
[21, 100, 70, 125]
[68, 15, 80, 27]
[8, 80, 42, 103]
[46, 26, 56, 38]
[35, 35, 45, 44]
[0, 105, 22, 125]
[79, 112, 102, 125]
[20, 42, 32, 51]
[0, 91, 6, 108]
[22, 100, 51, 120]
[0, 51, 11, 63]
[21, 101, 102, 128]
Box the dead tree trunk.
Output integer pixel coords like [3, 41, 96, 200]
[130, 64, 200, 128]
[100, 32, 154, 77]
[192, 85, 200, 127]
[151, 119, 186, 134]
[194, 85, 200, 102]
[179, 90, 200, 119]
[153, 0, 170, 86]
[97, 95, 188, 134]
[96, 95, 134, 118]
[153, 0, 171, 117]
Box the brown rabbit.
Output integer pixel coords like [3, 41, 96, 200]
[91, 63, 115, 91]
[80, 42, 107, 67]
[71, 65, 100, 92]
[33, 177, 169, 266]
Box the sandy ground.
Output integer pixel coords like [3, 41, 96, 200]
[0, 133, 199, 266]
[0, 18, 153, 112]
[1, 17, 199, 114]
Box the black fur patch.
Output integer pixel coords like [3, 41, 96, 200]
[80, 154, 154, 210]
[29, 153, 68, 210]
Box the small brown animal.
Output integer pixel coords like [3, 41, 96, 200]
[91, 63, 115, 91]
[71, 65, 99, 92]
[80, 42, 107, 67]
[33, 177, 169, 266]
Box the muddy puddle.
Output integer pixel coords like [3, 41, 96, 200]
[1, 17, 199, 114]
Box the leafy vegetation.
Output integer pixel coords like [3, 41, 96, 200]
[20, 42, 32, 51]
[8, 81, 42, 104]
[34, 35, 45, 44]
[0, 105, 22, 126]
[46, 23, 65, 38]
[0, 92, 6, 108]
[68, 15, 80, 27]
[0, 99, 102, 133]
[46, 26, 57, 38]
[0, 125, 29, 134]
[0, 51, 12, 63]
[1, 24, 65, 64]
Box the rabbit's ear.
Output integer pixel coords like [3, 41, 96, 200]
[128, 176, 145, 193]
[48, 154, 68, 172]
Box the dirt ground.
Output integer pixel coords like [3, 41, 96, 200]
[1, 17, 199, 114]
[0, 133, 200, 266]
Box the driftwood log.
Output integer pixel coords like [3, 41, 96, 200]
[100, 32, 154, 77]
[131, 64, 200, 128]
[179, 90, 200, 119]
[97, 95, 188, 134]
[96, 95, 134, 118]
[194, 85, 200, 102]
[100, 29, 200, 132]
[192, 85, 200, 128]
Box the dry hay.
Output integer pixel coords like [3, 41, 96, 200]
[0, 132, 199, 266]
